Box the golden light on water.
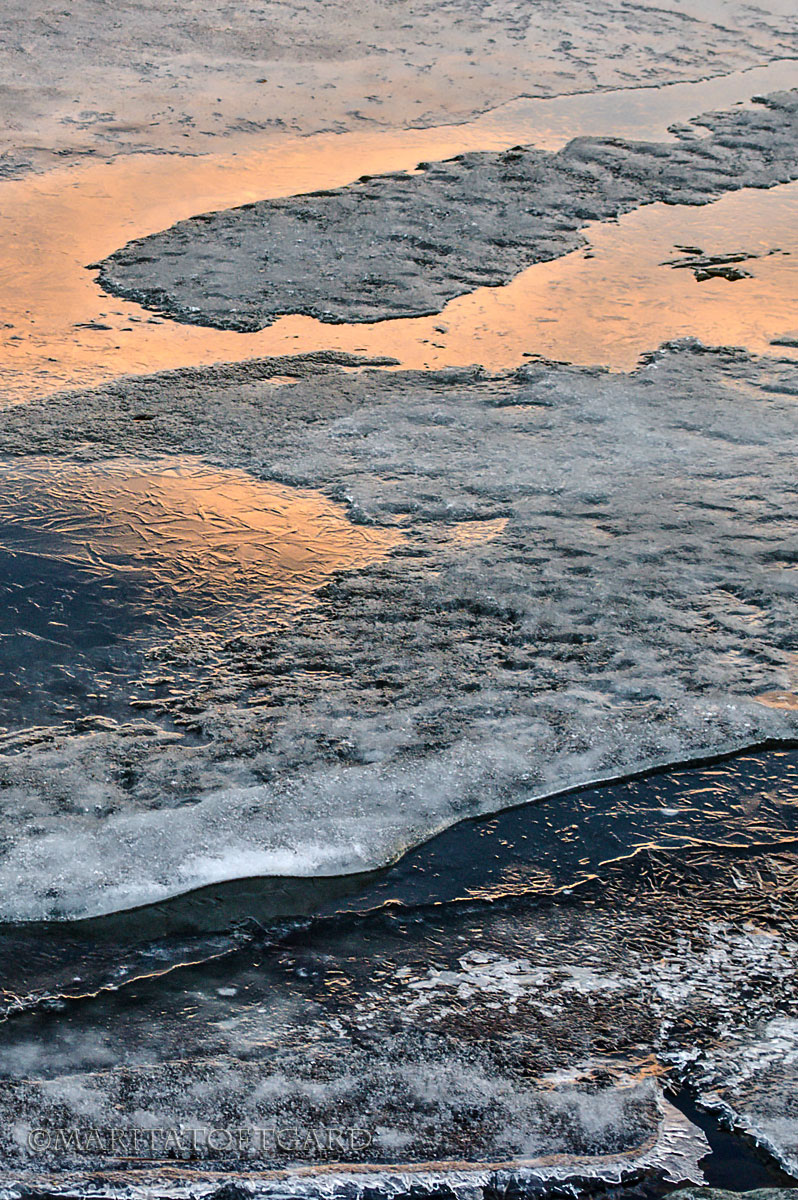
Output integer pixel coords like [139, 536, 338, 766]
[0, 457, 403, 606]
[1, 60, 797, 403]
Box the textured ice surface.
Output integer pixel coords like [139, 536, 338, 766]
[3, 0, 797, 175]
[0, 456, 401, 604]
[96, 91, 798, 330]
[4, 65, 798, 405]
[1, 748, 794, 1008]
[672, 1191, 798, 1199]
[667, 1017, 798, 1178]
[0, 455, 399, 730]
[1, 838, 794, 1190]
[0, 346, 796, 920]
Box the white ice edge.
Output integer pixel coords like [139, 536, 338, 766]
[2, 721, 797, 925]
[0, 1094, 708, 1198]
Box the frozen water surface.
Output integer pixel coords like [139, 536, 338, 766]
[4, 0, 797, 174]
[1, 746, 796, 981]
[0, 347, 796, 922]
[95, 89, 798, 336]
[0, 64, 797, 401]
[2, 11, 798, 1193]
[0, 456, 400, 730]
[0, 752, 796, 1192]
[0, 456, 401, 603]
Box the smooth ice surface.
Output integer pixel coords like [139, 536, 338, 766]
[0, 346, 796, 921]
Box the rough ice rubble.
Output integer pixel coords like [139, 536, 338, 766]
[0, 900, 715, 1187]
[667, 1010, 798, 1178]
[640, 909, 798, 1178]
[672, 1191, 797, 1200]
[0, 345, 797, 920]
[95, 91, 798, 330]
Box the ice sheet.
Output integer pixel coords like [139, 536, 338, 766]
[0, 346, 796, 920]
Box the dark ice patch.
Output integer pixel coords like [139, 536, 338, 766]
[96, 91, 798, 330]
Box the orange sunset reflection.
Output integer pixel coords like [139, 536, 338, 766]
[0, 457, 404, 610]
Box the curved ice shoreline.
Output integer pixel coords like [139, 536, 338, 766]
[2, 734, 798, 928]
[0, 344, 797, 922]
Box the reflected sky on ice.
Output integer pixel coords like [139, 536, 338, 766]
[0, 456, 401, 730]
